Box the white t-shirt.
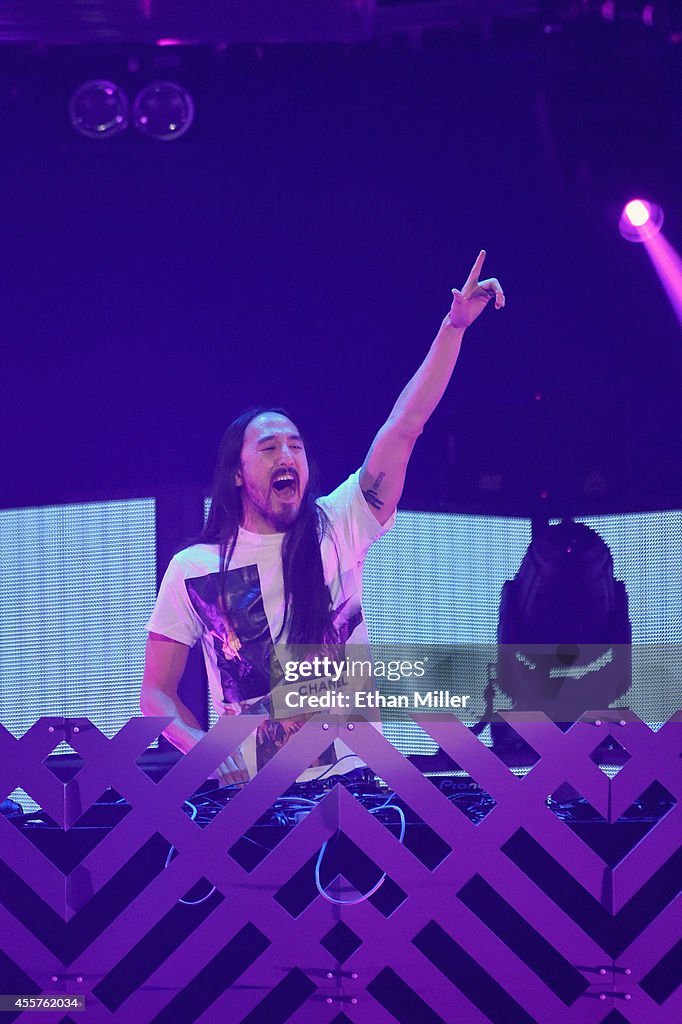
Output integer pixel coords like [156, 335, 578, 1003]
[146, 471, 394, 775]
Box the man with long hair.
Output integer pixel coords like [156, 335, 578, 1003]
[141, 251, 504, 782]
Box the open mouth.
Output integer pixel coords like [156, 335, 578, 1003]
[271, 471, 298, 499]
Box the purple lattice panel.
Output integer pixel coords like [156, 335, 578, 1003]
[0, 713, 679, 1024]
[346, 715, 681, 1023]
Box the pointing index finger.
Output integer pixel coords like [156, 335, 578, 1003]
[462, 249, 486, 297]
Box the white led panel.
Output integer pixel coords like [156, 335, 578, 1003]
[0, 499, 156, 745]
[577, 511, 682, 726]
[364, 511, 532, 753]
[364, 509, 681, 753]
[577, 511, 682, 645]
[364, 511, 532, 644]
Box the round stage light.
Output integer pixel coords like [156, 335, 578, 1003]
[132, 81, 194, 141]
[618, 198, 664, 242]
[624, 199, 650, 227]
[69, 81, 129, 139]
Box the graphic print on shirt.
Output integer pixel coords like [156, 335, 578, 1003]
[186, 566, 275, 705]
[185, 563, 353, 771]
[185, 565, 365, 706]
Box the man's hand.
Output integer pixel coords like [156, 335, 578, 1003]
[449, 249, 505, 329]
[213, 748, 250, 787]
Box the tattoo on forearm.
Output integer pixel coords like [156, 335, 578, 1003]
[362, 472, 385, 510]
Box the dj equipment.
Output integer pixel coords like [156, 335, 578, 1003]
[8, 765, 670, 879]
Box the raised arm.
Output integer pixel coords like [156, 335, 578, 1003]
[360, 250, 504, 524]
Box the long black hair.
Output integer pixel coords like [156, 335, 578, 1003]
[195, 407, 338, 645]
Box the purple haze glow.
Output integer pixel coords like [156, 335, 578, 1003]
[644, 232, 682, 327]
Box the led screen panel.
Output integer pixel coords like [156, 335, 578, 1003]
[0, 499, 157, 791]
[364, 509, 681, 753]
[577, 510, 682, 728]
[363, 511, 532, 753]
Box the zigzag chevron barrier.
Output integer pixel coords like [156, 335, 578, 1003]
[0, 713, 679, 1024]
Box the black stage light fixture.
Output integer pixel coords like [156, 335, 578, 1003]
[482, 519, 633, 759]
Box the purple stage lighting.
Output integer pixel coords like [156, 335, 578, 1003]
[132, 81, 194, 141]
[619, 196, 682, 326]
[625, 199, 650, 226]
[69, 81, 128, 139]
[644, 232, 682, 327]
[619, 198, 663, 242]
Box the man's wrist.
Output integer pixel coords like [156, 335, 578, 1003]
[441, 314, 466, 336]
[164, 721, 205, 754]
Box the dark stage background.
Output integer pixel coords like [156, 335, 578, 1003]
[1, 19, 681, 515]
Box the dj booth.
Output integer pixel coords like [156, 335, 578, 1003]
[1, 712, 679, 1024]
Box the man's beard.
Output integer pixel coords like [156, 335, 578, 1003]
[268, 502, 300, 531]
[259, 488, 304, 531]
